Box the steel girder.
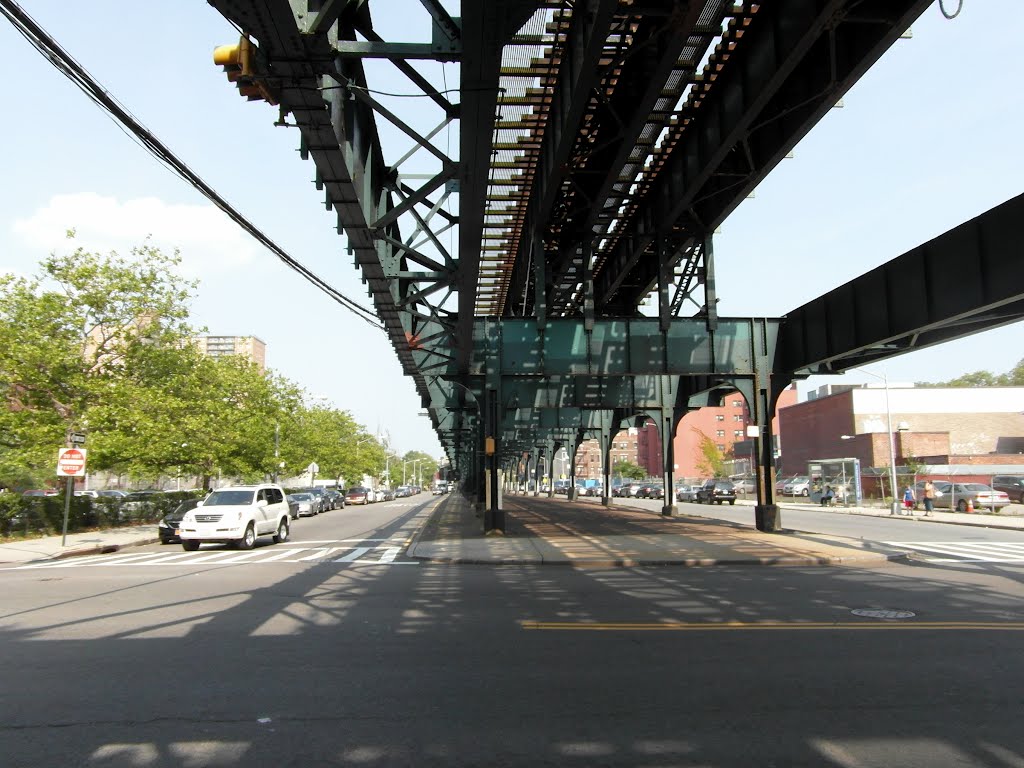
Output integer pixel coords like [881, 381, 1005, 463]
[780, 192, 1024, 375]
[589, 0, 934, 313]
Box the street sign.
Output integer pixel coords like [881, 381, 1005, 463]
[69, 431, 86, 446]
[307, 462, 319, 474]
[57, 447, 87, 477]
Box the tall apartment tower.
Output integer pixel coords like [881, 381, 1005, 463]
[194, 335, 267, 373]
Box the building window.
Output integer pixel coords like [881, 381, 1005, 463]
[716, 430, 725, 437]
[733, 414, 742, 422]
[734, 430, 743, 437]
[717, 444, 726, 452]
[732, 400, 742, 408]
[716, 415, 725, 422]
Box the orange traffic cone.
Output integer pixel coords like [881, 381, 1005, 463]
[966, 497, 975, 514]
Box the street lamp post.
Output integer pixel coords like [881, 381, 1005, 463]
[850, 369, 900, 515]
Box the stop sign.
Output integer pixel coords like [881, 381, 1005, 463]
[57, 447, 87, 477]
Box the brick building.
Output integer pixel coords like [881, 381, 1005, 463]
[779, 385, 1024, 475]
[569, 385, 798, 482]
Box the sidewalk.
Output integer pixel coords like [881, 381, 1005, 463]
[408, 493, 907, 567]
[0, 525, 160, 565]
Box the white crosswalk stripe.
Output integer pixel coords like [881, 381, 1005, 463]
[887, 541, 1024, 563]
[10, 542, 417, 570]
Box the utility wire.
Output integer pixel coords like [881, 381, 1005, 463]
[0, 0, 384, 330]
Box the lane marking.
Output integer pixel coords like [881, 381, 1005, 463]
[333, 547, 371, 562]
[521, 621, 1024, 632]
[376, 547, 401, 563]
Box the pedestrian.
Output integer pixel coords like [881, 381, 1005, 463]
[923, 480, 935, 515]
[902, 485, 916, 513]
[820, 485, 834, 507]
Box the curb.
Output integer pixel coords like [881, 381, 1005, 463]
[49, 536, 161, 562]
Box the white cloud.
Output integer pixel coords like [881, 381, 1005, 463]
[12, 193, 260, 277]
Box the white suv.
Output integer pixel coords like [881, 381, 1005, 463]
[179, 484, 290, 551]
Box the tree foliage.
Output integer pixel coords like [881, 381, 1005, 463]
[918, 358, 1024, 388]
[612, 460, 645, 480]
[692, 427, 726, 478]
[0, 239, 399, 493]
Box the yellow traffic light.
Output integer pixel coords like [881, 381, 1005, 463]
[213, 37, 276, 105]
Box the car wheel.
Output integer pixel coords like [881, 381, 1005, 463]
[182, 540, 200, 552]
[237, 523, 257, 550]
[957, 500, 968, 512]
[273, 518, 289, 544]
[801, 488, 809, 496]
[729, 500, 735, 505]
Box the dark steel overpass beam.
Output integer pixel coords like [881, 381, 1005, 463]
[593, 0, 932, 309]
[779, 193, 1024, 375]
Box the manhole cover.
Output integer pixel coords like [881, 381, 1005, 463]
[851, 609, 916, 619]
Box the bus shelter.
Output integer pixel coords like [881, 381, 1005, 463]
[807, 458, 862, 505]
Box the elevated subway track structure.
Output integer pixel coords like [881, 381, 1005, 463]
[209, 0, 1024, 532]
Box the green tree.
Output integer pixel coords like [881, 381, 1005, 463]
[612, 459, 645, 481]
[918, 357, 1024, 387]
[0, 238, 197, 487]
[692, 427, 726, 478]
[279, 402, 371, 487]
[401, 449, 437, 488]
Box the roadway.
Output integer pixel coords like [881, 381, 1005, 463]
[3, 494, 1024, 766]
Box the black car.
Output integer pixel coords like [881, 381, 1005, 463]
[695, 479, 737, 505]
[992, 475, 1024, 503]
[158, 499, 202, 544]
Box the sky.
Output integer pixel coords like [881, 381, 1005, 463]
[0, 1, 1021, 460]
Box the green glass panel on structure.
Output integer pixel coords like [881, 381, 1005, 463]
[590, 320, 630, 375]
[544, 320, 590, 374]
[624, 320, 666, 374]
[500, 320, 542, 374]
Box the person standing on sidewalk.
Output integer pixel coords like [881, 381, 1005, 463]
[903, 485, 916, 514]
[923, 480, 935, 516]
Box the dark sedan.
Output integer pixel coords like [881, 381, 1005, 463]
[158, 499, 202, 544]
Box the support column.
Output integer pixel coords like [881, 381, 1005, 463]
[660, 414, 681, 517]
[732, 320, 782, 532]
[567, 436, 581, 501]
[548, 441, 559, 497]
[533, 446, 543, 497]
[598, 421, 613, 507]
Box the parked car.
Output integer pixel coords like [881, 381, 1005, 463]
[323, 488, 345, 509]
[158, 499, 202, 544]
[696, 479, 737, 505]
[782, 476, 810, 496]
[346, 486, 371, 505]
[583, 485, 604, 497]
[122, 490, 164, 513]
[22, 489, 59, 497]
[730, 476, 755, 494]
[380, 488, 396, 501]
[992, 475, 1024, 503]
[912, 480, 1010, 511]
[288, 492, 318, 518]
[178, 484, 290, 551]
[300, 486, 330, 512]
[636, 483, 663, 499]
[676, 485, 701, 502]
[396, 485, 412, 498]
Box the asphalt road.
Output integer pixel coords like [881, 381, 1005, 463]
[3, 494, 1024, 767]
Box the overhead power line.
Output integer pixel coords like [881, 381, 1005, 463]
[0, 0, 384, 330]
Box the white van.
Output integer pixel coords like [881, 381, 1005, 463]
[179, 484, 290, 551]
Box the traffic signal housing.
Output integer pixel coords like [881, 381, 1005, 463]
[213, 37, 278, 105]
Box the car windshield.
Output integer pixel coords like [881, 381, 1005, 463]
[290, 494, 312, 501]
[348, 487, 367, 494]
[204, 490, 255, 506]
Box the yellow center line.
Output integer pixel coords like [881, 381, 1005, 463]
[520, 621, 1024, 632]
